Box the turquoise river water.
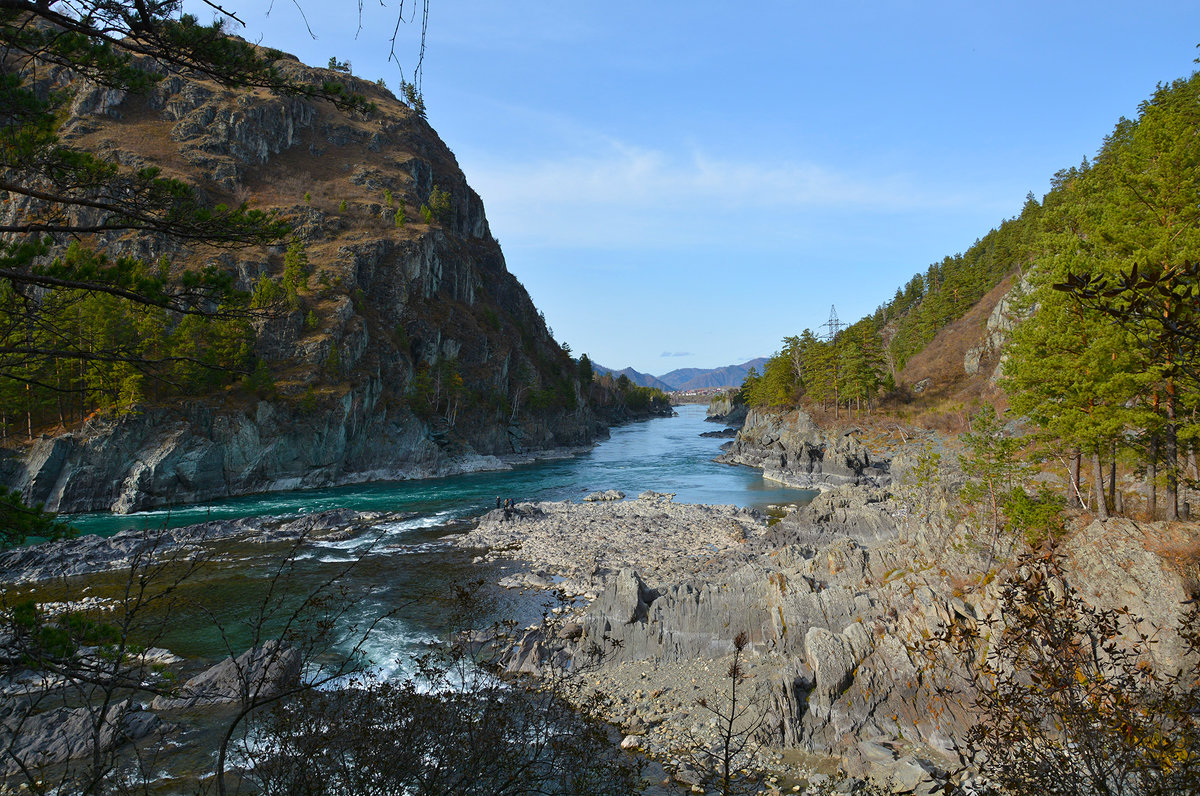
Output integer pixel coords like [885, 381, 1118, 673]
[17, 405, 819, 787]
[66, 404, 812, 536]
[58, 404, 816, 674]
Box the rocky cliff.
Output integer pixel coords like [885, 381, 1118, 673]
[704, 391, 748, 425]
[715, 408, 890, 491]
[1, 46, 604, 513]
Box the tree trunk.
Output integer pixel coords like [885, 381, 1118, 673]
[1092, 451, 1109, 521]
[1148, 436, 1158, 520]
[1108, 440, 1117, 515]
[1166, 391, 1179, 521]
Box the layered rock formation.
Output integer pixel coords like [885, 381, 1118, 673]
[704, 392, 748, 425]
[463, 446, 1198, 789]
[2, 47, 604, 513]
[716, 408, 890, 491]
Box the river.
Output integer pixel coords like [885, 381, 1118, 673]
[66, 404, 813, 536]
[13, 405, 817, 790]
[55, 405, 815, 667]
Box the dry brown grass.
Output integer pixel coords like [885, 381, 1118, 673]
[1144, 523, 1200, 594]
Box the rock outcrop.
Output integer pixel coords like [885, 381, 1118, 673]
[1, 698, 165, 777]
[150, 641, 302, 711]
[466, 478, 1199, 790]
[962, 274, 1033, 382]
[705, 393, 748, 426]
[0, 508, 395, 584]
[716, 408, 890, 491]
[2, 44, 604, 513]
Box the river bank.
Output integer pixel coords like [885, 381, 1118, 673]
[456, 407, 1200, 793]
[7, 405, 1194, 793]
[5, 483, 1195, 794]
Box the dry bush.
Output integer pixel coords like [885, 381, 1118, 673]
[917, 553, 1200, 796]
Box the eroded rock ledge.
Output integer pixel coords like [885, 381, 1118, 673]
[462, 484, 1198, 792]
[715, 408, 890, 491]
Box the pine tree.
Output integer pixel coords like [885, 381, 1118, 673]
[1, 2, 373, 413]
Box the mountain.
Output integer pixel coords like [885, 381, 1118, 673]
[591, 359, 768, 392]
[654, 368, 708, 388]
[592, 364, 674, 392]
[1, 45, 606, 514]
[659, 359, 768, 391]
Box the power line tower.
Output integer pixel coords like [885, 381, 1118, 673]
[822, 304, 843, 341]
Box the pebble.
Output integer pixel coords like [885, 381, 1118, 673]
[456, 498, 766, 595]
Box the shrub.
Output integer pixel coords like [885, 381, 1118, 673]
[919, 553, 1200, 795]
[244, 359, 276, 398]
[250, 276, 285, 309]
[427, 184, 452, 225]
[282, 241, 310, 310]
[299, 385, 318, 414]
[1005, 486, 1066, 546]
[324, 347, 341, 380]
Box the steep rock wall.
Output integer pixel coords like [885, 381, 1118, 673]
[2, 46, 604, 513]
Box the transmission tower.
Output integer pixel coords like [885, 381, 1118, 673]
[821, 304, 843, 341]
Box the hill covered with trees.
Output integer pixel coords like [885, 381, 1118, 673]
[734, 68, 1200, 521]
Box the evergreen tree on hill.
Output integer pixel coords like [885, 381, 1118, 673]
[1007, 71, 1200, 520]
[0, 2, 376, 433]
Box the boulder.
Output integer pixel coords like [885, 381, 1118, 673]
[151, 640, 301, 711]
[1, 699, 164, 776]
[584, 490, 626, 502]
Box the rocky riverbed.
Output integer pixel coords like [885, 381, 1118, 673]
[457, 425, 1200, 795]
[4, 408, 1197, 794]
[459, 491, 766, 599]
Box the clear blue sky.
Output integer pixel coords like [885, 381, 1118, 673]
[188, 1, 1200, 375]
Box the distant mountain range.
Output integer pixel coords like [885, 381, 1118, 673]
[593, 358, 767, 391]
[591, 365, 674, 392]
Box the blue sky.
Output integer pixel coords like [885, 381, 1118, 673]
[189, 1, 1200, 374]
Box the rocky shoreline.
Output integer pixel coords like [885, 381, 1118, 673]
[4, 407, 1197, 794]
[458, 488, 935, 792]
[0, 398, 607, 515]
[452, 408, 1200, 793]
[714, 408, 890, 492]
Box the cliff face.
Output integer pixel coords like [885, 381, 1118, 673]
[2, 48, 603, 513]
[715, 408, 890, 491]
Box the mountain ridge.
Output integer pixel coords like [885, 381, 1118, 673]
[594, 358, 767, 391]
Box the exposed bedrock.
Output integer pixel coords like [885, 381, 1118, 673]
[715, 408, 890, 491]
[5, 379, 599, 515]
[478, 483, 1198, 788]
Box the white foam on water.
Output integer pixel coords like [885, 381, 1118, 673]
[318, 614, 440, 688]
[369, 509, 459, 534]
[309, 510, 461, 556]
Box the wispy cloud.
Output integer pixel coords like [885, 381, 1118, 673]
[661, 351, 692, 357]
[464, 139, 997, 250]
